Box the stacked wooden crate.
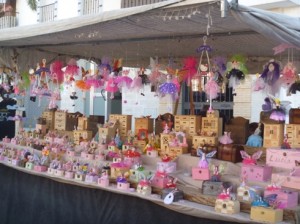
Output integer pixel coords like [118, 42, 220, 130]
[42, 110, 55, 130]
[54, 111, 78, 131]
[109, 114, 132, 140]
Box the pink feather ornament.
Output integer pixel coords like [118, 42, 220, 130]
[85, 77, 104, 89]
[204, 73, 220, 100]
[182, 57, 197, 85]
[130, 73, 143, 92]
[65, 58, 79, 76]
[279, 62, 297, 87]
[115, 76, 133, 89]
[50, 61, 64, 84]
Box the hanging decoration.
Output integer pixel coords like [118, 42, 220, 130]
[226, 54, 248, 89]
[158, 74, 180, 101]
[148, 57, 164, 95]
[253, 59, 280, 94]
[182, 57, 197, 86]
[30, 59, 51, 105]
[197, 36, 220, 111]
[50, 60, 64, 84]
[64, 58, 79, 85]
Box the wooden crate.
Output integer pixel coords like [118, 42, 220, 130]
[78, 115, 103, 135]
[109, 114, 132, 139]
[54, 111, 78, 131]
[73, 130, 93, 145]
[225, 117, 249, 145]
[174, 115, 201, 137]
[169, 146, 188, 158]
[134, 117, 154, 135]
[285, 124, 300, 148]
[56, 130, 74, 142]
[42, 110, 55, 130]
[201, 117, 223, 137]
[289, 108, 300, 124]
[217, 144, 244, 163]
[192, 135, 218, 149]
[98, 120, 118, 143]
[155, 113, 174, 135]
[263, 123, 284, 148]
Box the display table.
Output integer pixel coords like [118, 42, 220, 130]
[0, 142, 298, 224]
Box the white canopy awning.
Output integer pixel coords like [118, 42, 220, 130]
[0, 0, 299, 68]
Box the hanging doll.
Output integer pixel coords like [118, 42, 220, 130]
[50, 60, 64, 84]
[98, 57, 112, 81]
[129, 70, 143, 103]
[105, 72, 119, 99]
[148, 57, 164, 95]
[115, 71, 133, 91]
[204, 71, 220, 110]
[254, 60, 280, 93]
[226, 54, 248, 89]
[48, 89, 61, 110]
[288, 75, 300, 95]
[279, 62, 297, 88]
[158, 74, 179, 101]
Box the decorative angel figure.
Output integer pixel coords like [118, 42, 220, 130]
[218, 186, 232, 200]
[209, 164, 226, 182]
[240, 150, 262, 165]
[196, 149, 217, 168]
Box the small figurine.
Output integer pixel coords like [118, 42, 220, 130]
[281, 134, 291, 149]
[196, 149, 217, 168]
[240, 150, 262, 165]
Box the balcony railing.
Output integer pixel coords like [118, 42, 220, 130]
[121, 0, 168, 8]
[39, 3, 55, 22]
[0, 12, 17, 29]
[82, 0, 102, 15]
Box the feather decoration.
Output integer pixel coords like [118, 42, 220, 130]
[19, 71, 30, 90]
[50, 60, 64, 84]
[212, 56, 227, 76]
[113, 58, 123, 73]
[86, 77, 104, 89]
[182, 57, 197, 85]
[278, 62, 297, 87]
[98, 57, 112, 79]
[75, 80, 90, 91]
[65, 58, 79, 76]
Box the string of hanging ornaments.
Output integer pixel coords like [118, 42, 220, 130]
[192, 36, 220, 113]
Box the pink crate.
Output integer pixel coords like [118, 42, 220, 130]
[266, 148, 300, 169]
[241, 164, 272, 182]
[192, 167, 210, 180]
[65, 171, 74, 179]
[264, 189, 298, 209]
[85, 174, 98, 183]
[98, 178, 109, 187]
[34, 165, 48, 172]
[117, 182, 130, 190]
[151, 175, 168, 189]
[272, 169, 300, 190]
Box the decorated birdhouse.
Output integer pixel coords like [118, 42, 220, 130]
[137, 179, 152, 196]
